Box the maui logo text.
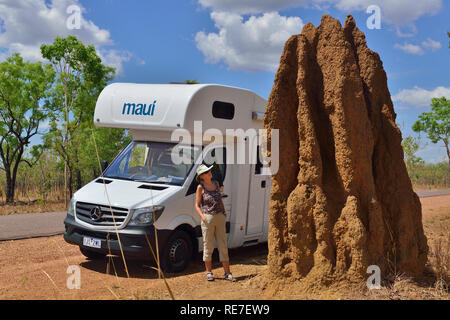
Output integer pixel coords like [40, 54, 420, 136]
[122, 101, 157, 116]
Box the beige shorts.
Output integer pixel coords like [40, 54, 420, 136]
[201, 212, 229, 262]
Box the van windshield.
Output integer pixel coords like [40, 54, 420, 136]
[103, 141, 201, 186]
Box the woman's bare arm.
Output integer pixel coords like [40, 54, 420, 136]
[195, 184, 206, 222]
[214, 180, 226, 216]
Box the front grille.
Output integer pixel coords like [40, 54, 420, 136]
[76, 201, 129, 227]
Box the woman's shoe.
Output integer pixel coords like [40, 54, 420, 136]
[206, 271, 214, 281]
[224, 272, 236, 282]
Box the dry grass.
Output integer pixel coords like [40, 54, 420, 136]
[363, 195, 450, 300]
[358, 273, 448, 300]
[428, 228, 450, 291]
[421, 195, 450, 289]
[0, 199, 67, 215]
[412, 184, 450, 191]
[0, 186, 67, 215]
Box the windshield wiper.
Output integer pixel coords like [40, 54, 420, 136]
[105, 175, 134, 181]
[135, 179, 172, 184]
[105, 176, 178, 185]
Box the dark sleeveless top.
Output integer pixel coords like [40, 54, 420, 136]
[200, 180, 225, 215]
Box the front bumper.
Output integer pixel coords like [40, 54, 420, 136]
[63, 214, 171, 260]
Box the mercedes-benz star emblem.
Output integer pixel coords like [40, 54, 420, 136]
[90, 206, 103, 222]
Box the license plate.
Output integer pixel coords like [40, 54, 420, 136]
[83, 237, 102, 249]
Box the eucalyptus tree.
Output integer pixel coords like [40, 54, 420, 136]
[40, 36, 114, 201]
[413, 97, 450, 169]
[0, 53, 55, 203]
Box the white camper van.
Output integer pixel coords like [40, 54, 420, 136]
[63, 83, 271, 272]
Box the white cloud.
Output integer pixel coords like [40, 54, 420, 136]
[97, 49, 132, 77]
[394, 37, 442, 56]
[416, 142, 448, 164]
[195, 1, 444, 71]
[394, 42, 424, 55]
[0, 0, 130, 76]
[395, 25, 417, 38]
[334, 0, 442, 25]
[422, 38, 441, 51]
[195, 11, 303, 72]
[392, 86, 450, 108]
[198, 0, 443, 25]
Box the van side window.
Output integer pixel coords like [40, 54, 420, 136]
[204, 148, 226, 186]
[185, 147, 227, 196]
[212, 101, 234, 120]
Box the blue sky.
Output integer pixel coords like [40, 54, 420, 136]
[0, 0, 449, 163]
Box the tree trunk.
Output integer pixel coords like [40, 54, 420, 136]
[64, 163, 67, 207]
[445, 141, 450, 170]
[3, 147, 23, 204]
[74, 148, 82, 190]
[4, 165, 14, 204]
[68, 167, 73, 198]
[263, 15, 428, 290]
[76, 168, 82, 190]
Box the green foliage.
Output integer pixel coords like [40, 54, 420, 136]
[184, 79, 200, 84]
[40, 35, 121, 195]
[0, 37, 138, 203]
[41, 36, 115, 121]
[402, 135, 425, 172]
[401, 133, 449, 188]
[40, 35, 114, 85]
[406, 161, 450, 188]
[407, 96, 450, 186]
[0, 53, 55, 202]
[412, 97, 449, 144]
[76, 126, 132, 181]
[0, 36, 134, 204]
[401, 136, 449, 187]
[412, 97, 450, 167]
[1, 150, 64, 203]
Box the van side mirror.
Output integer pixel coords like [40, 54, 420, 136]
[101, 160, 109, 174]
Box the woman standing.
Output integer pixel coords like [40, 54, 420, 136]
[195, 164, 236, 282]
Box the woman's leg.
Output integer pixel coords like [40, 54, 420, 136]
[221, 260, 231, 274]
[214, 213, 230, 273]
[205, 260, 213, 273]
[201, 215, 215, 273]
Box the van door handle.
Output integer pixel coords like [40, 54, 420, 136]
[261, 181, 266, 188]
[222, 194, 228, 198]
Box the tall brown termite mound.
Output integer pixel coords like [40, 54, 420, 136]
[262, 14, 428, 290]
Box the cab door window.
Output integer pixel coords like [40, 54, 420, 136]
[186, 147, 226, 196]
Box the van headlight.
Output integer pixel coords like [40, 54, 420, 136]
[67, 197, 76, 216]
[129, 205, 164, 226]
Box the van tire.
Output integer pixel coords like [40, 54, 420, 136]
[161, 230, 193, 273]
[79, 246, 107, 260]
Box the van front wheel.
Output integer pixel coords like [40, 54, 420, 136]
[161, 230, 193, 273]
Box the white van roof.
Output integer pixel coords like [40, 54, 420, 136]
[94, 83, 267, 132]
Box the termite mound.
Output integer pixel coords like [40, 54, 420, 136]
[262, 14, 428, 292]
